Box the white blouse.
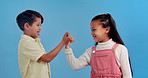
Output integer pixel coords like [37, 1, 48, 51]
[64, 39, 132, 78]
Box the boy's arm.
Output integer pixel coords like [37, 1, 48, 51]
[39, 41, 65, 62]
[39, 32, 72, 63]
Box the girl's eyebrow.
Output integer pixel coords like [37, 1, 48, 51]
[91, 27, 94, 29]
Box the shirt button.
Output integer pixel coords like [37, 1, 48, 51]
[93, 51, 95, 53]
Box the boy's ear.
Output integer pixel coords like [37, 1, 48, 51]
[24, 23, 30, 29]
[105, 26, 110, 34]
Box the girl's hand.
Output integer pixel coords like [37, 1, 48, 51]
[65, 34, 75, 49]
[65, 42, 72, 49]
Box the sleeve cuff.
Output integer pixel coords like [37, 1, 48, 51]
[64, 48, 73, 54]
[34, 52, 45, 61]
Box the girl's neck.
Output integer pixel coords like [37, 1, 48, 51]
[98, 38, 113, 45]
[99, 37, 111, 43]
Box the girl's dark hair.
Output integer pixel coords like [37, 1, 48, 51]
[16, 10, 44, 31]
[91, 13, 124, 46]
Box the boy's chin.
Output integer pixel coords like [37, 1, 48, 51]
[35, 36, 39, 38]
[33, 35, 39, 39]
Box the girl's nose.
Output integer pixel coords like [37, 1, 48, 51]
[91, 32, 93, 35]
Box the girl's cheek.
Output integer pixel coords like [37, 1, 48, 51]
[92, 31, 95, 35]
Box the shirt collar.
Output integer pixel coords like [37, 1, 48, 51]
[97, 39, 114, 46]
[21, 34, 40, 42]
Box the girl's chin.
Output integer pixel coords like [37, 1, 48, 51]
[93, 40, 98, 42]
[93, 38, 99, 42]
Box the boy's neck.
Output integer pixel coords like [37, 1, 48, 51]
[24, 32, 36, 39]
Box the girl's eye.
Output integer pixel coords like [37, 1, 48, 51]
[92, 29, 96, 31]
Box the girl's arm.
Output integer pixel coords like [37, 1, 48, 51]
[118, 45, 132, 78]
[64, 47, 91, 70]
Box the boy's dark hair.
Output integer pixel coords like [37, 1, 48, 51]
[16, 10, 44, 31]
[91, 13, 124, 45]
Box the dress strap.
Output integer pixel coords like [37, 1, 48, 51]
[112, 43, 119, 51]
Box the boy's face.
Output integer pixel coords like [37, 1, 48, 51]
[24, 18, 42, 39]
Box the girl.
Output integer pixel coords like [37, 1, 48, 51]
[64, 13, 132, 78]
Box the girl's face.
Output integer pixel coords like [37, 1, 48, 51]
[25, 18, 42, 39]
[90, 20, 110, 43]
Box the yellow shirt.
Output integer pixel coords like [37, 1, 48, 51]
[18, 34, 50, 78]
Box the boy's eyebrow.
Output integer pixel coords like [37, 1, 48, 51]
[36, 22, 41, 25]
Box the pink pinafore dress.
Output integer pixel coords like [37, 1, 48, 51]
[90, 43, 122, 78]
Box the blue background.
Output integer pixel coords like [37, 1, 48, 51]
[0, 0, 147, 78]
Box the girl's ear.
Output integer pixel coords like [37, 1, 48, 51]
[105, 26, 110, 34]
[24, 23, 30, 30]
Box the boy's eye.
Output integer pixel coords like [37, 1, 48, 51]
[37, 24, 41, 26]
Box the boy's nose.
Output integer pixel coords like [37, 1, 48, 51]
[39, 26, 42, 30]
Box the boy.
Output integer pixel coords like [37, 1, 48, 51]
[16, 10, 73, 78]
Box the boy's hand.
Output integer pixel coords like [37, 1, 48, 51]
[65, 33, 75, 49]
[62, 32, 75, 45]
